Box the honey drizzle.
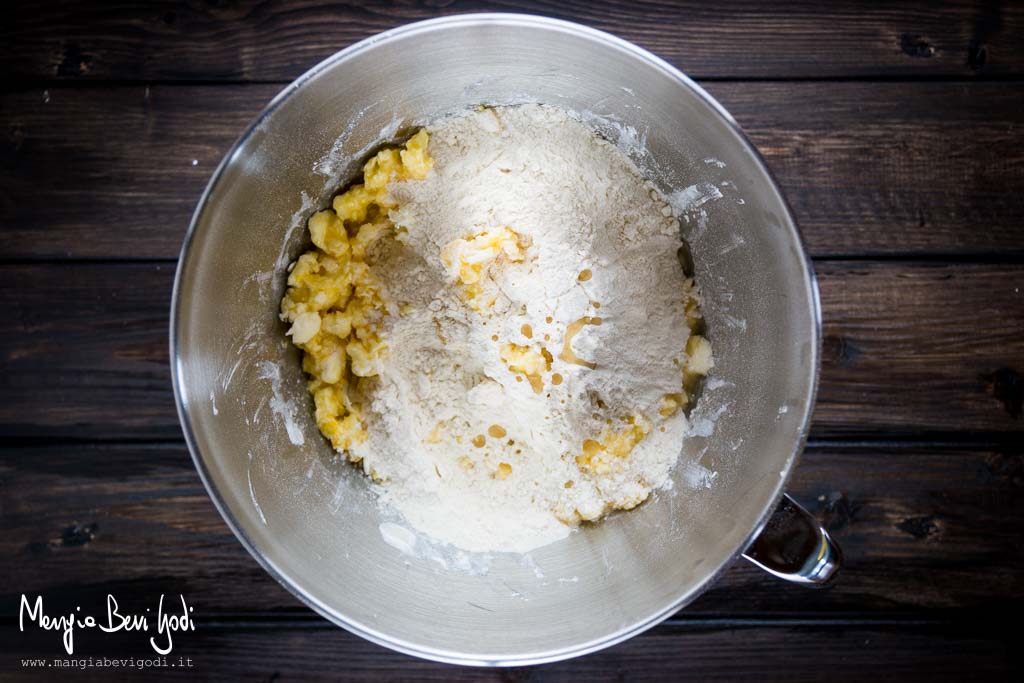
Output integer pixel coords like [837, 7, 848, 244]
[560, 316, 603, 369]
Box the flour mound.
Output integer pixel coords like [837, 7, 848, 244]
[350, 104, 700, 553]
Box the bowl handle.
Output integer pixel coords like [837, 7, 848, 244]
[742, 494, 841, 585]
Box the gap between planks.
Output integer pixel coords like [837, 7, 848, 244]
[184, 615, 973, 630]
[1, 435, 1020, 449]
[3, 254, 1024, 267]
[5, 74, 1024, 92]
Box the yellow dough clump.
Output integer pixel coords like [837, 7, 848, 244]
[279, 130, 432, 456]
[499, 342, 552, 394]
[660, 279, 714, 417]
[574, 416, 652, 479]
[441, 226, 529, 310]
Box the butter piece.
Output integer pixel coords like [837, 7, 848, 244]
[279, 132, 434, 456]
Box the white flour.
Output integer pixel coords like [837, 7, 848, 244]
[350, 104, 700, 553]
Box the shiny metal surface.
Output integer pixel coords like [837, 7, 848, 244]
[172, 14, 825, 665]
[743, 494, 842, 585]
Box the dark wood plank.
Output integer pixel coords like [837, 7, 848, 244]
[0, 263, 177, 439]
[2, 619, 1016, 681]
[0, 86, 250, 261]
[3, 1, 1022, 82]
[2, 441, 1022, 618]
[726, 82, 1024, 259]
[817, 262, 1024, 437]
[1, 262, 1021, 440]
[2, 82, 1022, 260]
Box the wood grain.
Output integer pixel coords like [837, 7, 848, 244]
[2, 619, 1017, 681]
[1, 261, 1021, 440]
[2, 441, 1022, 618]
[2, 2, 1021, 677]
[2, 82, 1022, 261]
[817, 262, 1024, 437]
[3, 1, 1022, 82]
[0, 263, 177, 439]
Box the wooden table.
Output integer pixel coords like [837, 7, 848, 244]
[2, 1, 1022, 679]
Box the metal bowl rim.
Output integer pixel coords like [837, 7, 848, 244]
[169, 12, 822, 667]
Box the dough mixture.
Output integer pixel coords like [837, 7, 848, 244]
[280, 104, 712, 552]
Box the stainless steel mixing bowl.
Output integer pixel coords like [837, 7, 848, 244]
[171, 14, 835, 665]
